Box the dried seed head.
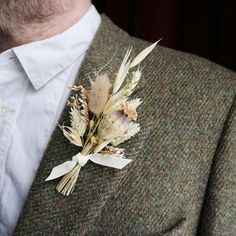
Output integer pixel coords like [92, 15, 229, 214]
[70, 107, 87, 137]
[88, 73, 112, 116]
[101, 146, 125, 155]
[122, 102, 138, 121]
[59, 125, 82, 147]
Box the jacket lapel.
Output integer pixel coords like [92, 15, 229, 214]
[14, 15, 153, 234]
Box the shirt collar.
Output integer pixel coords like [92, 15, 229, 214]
[13, 5, 101, 90]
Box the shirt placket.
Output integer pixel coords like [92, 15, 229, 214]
[0, 53, 28, 234]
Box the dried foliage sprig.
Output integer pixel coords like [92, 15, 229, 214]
[46, 41, 159, 196]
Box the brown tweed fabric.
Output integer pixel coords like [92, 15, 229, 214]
[14, 15, 236, 235]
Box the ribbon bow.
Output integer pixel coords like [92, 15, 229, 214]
[46, 153, 132, 181]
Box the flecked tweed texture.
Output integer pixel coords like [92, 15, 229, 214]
[14, 15, 236, 235]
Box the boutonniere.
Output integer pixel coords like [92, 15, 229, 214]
[46, 41, 159, 196]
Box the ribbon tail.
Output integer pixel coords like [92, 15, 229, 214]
[89, 154, 133, 169]
[45, 160, 77, 181]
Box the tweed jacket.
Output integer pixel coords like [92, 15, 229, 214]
[14, 15, 236, 236]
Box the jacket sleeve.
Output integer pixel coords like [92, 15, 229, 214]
[197, 94, 236, 235]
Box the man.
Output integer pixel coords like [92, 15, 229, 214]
[0, 0, 235, 235]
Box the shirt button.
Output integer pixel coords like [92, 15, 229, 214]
[0, 104, 9, 116]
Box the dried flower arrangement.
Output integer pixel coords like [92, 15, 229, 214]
[46, 41, 159, 196]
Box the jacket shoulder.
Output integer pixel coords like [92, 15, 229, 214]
[130, 35, 236, 91]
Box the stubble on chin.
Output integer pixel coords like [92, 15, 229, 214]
[0, 0, 65, 37]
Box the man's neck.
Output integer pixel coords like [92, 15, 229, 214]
[0, 1, 91, 53]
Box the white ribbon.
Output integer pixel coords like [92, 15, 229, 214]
[45, 153, 133, 181]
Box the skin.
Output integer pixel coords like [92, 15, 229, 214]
[0, 0, 91, 52]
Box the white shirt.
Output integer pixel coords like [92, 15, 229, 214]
[0, 5, 101, 235]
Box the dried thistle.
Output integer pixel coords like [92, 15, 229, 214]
[88, 73, 112, 116]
